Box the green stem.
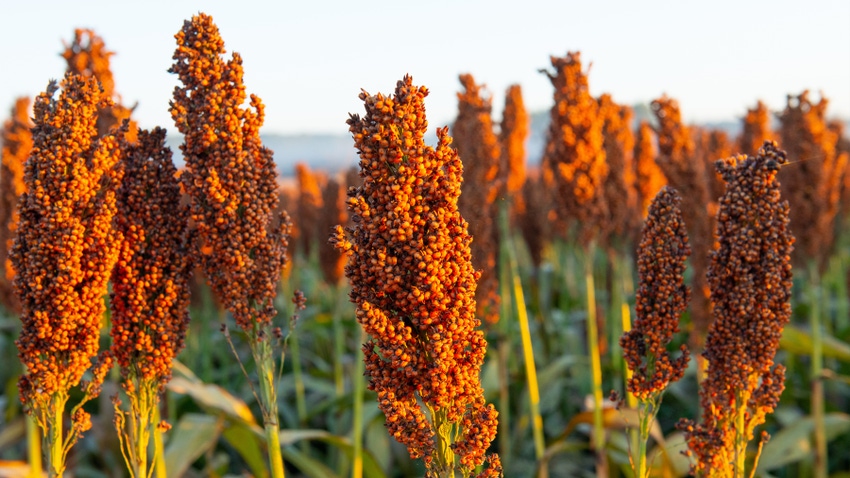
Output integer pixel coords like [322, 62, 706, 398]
[27, 411, 42, 478]
[290, 326, 308, 431]
[153, 402, 167, 478]
[584, 244, 607, 478]
[808, 261, 827, 478]
[352, 328, 366, 478]
[48, 393, 65, 478]
[332, 283, 346, 397]
[255, 334, 286, 478]
[635, 397, 656, 478]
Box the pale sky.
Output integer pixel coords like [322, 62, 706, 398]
[1, 0, 848, 135]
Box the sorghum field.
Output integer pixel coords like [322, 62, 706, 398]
[1, 12, 850, 478]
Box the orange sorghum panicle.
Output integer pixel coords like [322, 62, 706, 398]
[541, 52, 608, 244]
[651, 95, 713, 353]
[0, 97, 32, 313]
[620, 186, 691, 399]
[682, 141, 794, 475]
[333, 76, 500, 477]
[499, 84, 529, 211]
[295, 162, 325, 258]
[779, 91, 847, 268]
[598, 93, 638, 244]
[169, 13, 290, 333]
[318, 177, 347, 285]
[61, 28, 137, 141]
[739, 100, 774, 157]
[453, 73, 501, 325]
[634, 120, 666, 217]
[110, 127, 192, 391]
[12, 72, 122, 430]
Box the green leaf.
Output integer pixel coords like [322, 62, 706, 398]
[167, 375, 257, 426]
[780, 325, 850, 362]
[222, 423, 268, 478]
[277, 429, 387, 478]
[165, 413, 222, 478]
[757, 412, 850, 471]
[0, 417, 24, 451]
[280, 446, 339, 478]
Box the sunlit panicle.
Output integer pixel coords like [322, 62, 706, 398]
[453, 73, 501, 325]
[738, 100, 774, 157]
[12, 73, 123, 460]
[541, 51, 608, 244]
[332, 75, 500, 477]
[61, 28, 137, 141]
[634, 120, 666, 217]
[0, 97, 32, 313]
[169, 13, 291, 333]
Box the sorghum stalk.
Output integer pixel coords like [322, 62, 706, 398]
[680, 141, 794, 477]
[169, 13, 291, 478]
[333, 76, 501, 478]
[541, 51, 609, 477]
[109, 128, 192, 478]
[620, 186, 691, 478]
[12, 73, 123, 477]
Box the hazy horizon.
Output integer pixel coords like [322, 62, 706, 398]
[1, 0, 848, 136]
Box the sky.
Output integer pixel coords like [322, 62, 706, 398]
[1, 0, 848, 136]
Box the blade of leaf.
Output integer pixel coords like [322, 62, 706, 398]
[165, 413, 223, 478]
[222, 423, 268, 478]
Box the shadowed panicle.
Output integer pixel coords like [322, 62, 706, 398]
[0, 97, 32, 313]
[453, 73, 501, 325]
[318, 177, 347, 285]
[169, 13, 290, 332]
[621, 186, 691, 399]
[110, 127, 192, 392]
[12, 72, 123, 428]
[332, 75, 500, 476]
[541, 51, 607, 243]
[682, 141, 794, 475]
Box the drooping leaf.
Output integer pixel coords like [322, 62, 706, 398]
[164, 413, 222, 478]
[757, 412, 850, 471]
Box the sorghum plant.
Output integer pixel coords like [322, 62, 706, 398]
[651, 96, 713, 357]
[499, 84, 529, 217]
[12, 73, 123, 477]
[598, 93, 638, 245]
[169, 13, 291, 478]
[61, 28, 137, 141]
[681, 141, 794, 477]
[295, 162, 324, 259]
[738, 101, 774, 157]
[453, 73, 501, 325]
[0, 97, 32, 313]
[541, 51, 608, 244]
[634, 120, 666, 218]
[333, 75, 501, 478]
[620, 185, 691, 478]
[110, 127, 192, 477]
